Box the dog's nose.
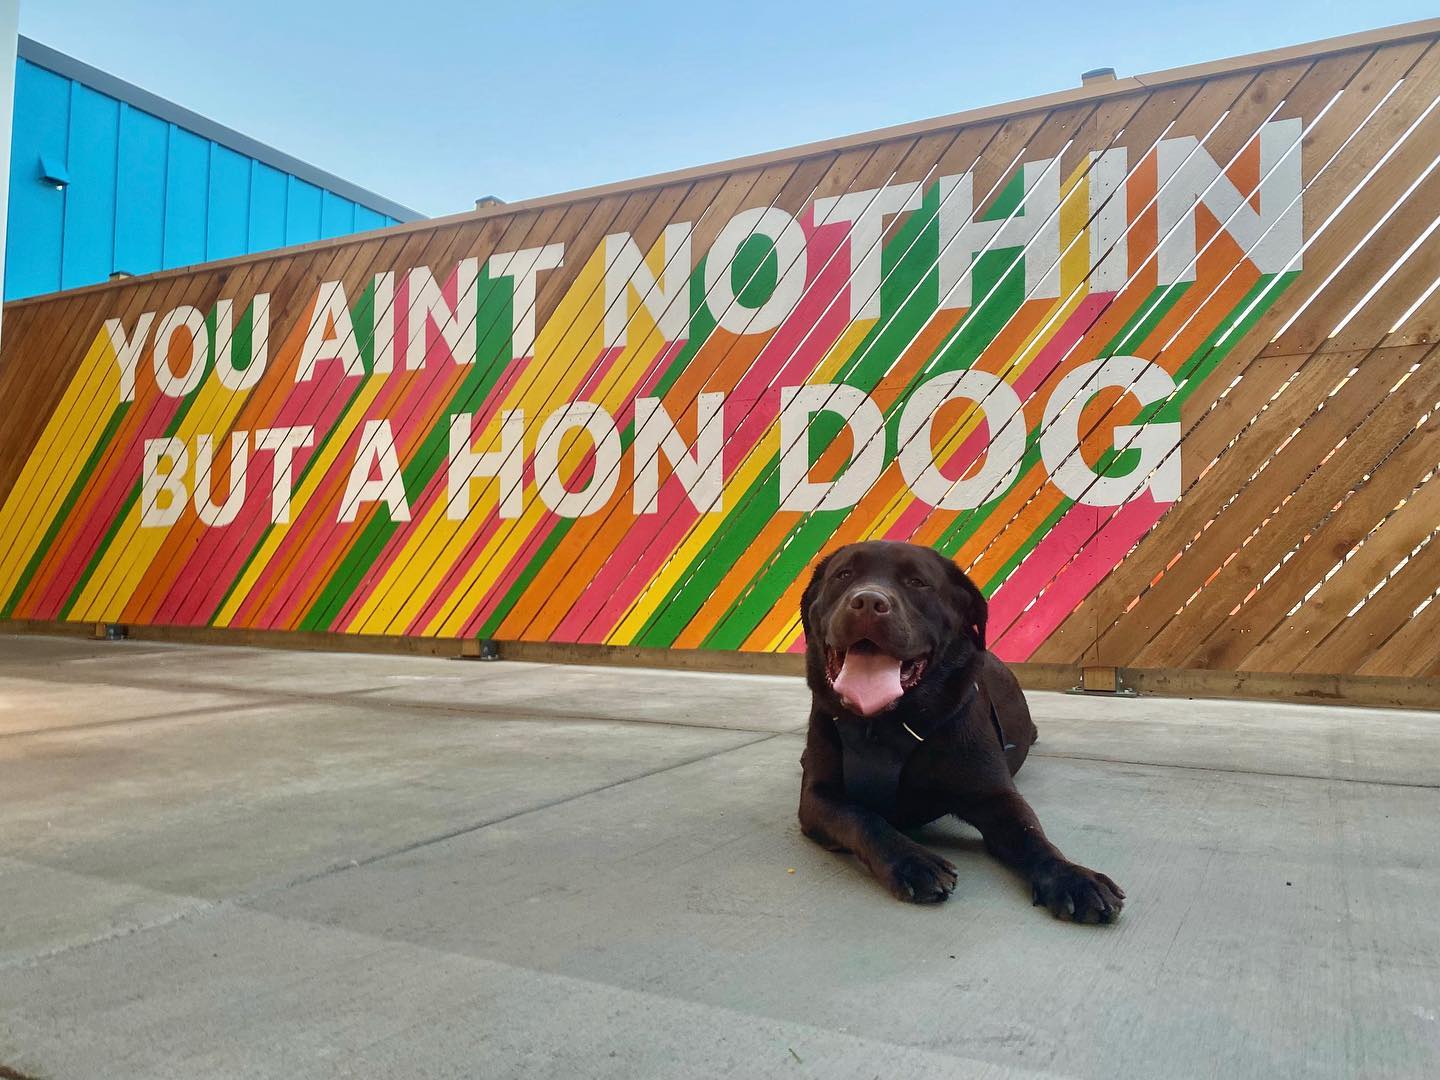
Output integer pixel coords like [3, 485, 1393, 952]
[848, 589, 891, 616]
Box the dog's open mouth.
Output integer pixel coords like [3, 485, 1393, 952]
[824, 639, 928, 716]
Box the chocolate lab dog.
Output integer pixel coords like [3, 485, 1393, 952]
[798, 540, 1124, 922]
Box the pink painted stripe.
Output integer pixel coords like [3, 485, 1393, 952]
[1010, 293, 1113, 400]
[405, 342, 635, 638]
[552, 467, 712, 643]
[477, 338, 687, 641]
[154, 363, 361, 625]
[882, 294, 1113, 544]
[267, 356, 469, 630]
[331, 356, 533, 634]
[24, 394, 183, 619]
[550, 211, 854, 644]
[883, 427, 989, 542]
[723, 210, 854, 471]
[158, 298, 331, 624]
[456, 340, 687, 640]
[988, 495, 1165, 662]
[226, 379, 398, 628]
[883, 493, 937, 542]
[241, 268, 465, 627]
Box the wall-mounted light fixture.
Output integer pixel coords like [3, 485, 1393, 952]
[39, 153, 70, 190]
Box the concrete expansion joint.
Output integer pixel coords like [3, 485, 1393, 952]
[26, 667, 792, 736]
[1030, 749, 1440, 790]
[245, 730, 787, 898]
[0, 730, 783, 978]
[0, 700, 275, 740]
[0, 889, 230, 976]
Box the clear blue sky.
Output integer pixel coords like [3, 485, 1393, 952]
[19, 0, 1438, 217]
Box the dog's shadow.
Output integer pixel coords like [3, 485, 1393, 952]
[902, 818, 984, 853]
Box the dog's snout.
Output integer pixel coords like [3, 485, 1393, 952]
[847, 588, 892, 616]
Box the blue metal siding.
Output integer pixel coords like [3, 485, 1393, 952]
[61, 85, 119, 290]
[6, 52, 409, 300]
[248, 162, 287, 252]
[320, 190, 356, 239]
[162, 126, 208, 269]
[113, 105, 167, 276]
[284, 177, 322, 247]
[353, 205, 387, 233]
[206, 144, 250, 262]
[6, 60, 68, 297]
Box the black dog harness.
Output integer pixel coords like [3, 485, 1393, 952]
[833, 681, 1013, 817]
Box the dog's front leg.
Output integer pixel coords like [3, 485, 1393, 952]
[957, 789, 1125, 923]
[799, 716, 956, 903]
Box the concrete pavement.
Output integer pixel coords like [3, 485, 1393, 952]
[1, 634, 1437, 1078]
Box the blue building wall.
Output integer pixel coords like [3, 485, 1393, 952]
[7, 41, 420, 301]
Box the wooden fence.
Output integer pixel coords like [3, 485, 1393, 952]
[2, 20, 1438, 705]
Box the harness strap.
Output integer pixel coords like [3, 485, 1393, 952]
[988, 696, 1016, 753]
[836, 679, 1010, 816]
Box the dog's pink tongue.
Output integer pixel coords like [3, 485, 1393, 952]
[834, 648, 904, 717]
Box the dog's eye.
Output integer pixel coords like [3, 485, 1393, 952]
[906, 577, 929, 588]
[834, 568, 853, 580]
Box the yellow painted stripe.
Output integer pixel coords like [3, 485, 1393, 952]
[0, 330, 119, 599]
[380, 239, 689, 637]
[211, 374, 390, 626]
[415, 246, 612, 636]
[853, 159, 1094, 544]
[604, 421, 784, 645]
[602, 318, 877, 645]
[71, 374, 254, 622]
[762, 620, 802, 654]
[1059, 164, 1091, 297]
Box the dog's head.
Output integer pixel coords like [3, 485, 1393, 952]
[801, 541, 987, 718]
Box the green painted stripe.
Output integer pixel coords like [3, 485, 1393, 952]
[975, 494, 1072, 595]
[701, 509, 846, 649]
[298, 273, 516, 632]
[58, 483, 141, 621]
[475, 267, 722, 640]
[973, 274, 1301, 598]
[927, 280, 1193, 558]
[206, 287, 382, 624]
[58, 313, 221, 620]
[206, 377, 371, 624]
[1105, 280, 1192, 357]
[475, 518, 575, 639]
[687, 192, 1034, 649]
[694, 190, 955, 650]
[1168, 271, 1296, 411]
[676, 192, 1031, 650]
[698, 198, 1051, 650]
[2, 403, 132, 617]
[951, 272, 1300, 586]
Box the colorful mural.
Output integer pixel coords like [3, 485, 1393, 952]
[0, 101, 1312, 660]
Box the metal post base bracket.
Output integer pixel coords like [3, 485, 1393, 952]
[1067, 665, 1138, 697]
[458, 638, 501, 661]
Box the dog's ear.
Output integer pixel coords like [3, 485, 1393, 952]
[942, 558, 988, 652]
[799, 551, 837, 639]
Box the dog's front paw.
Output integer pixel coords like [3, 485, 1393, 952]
[878, 846, 957, 904]
[1031, 861, 1125, 923]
